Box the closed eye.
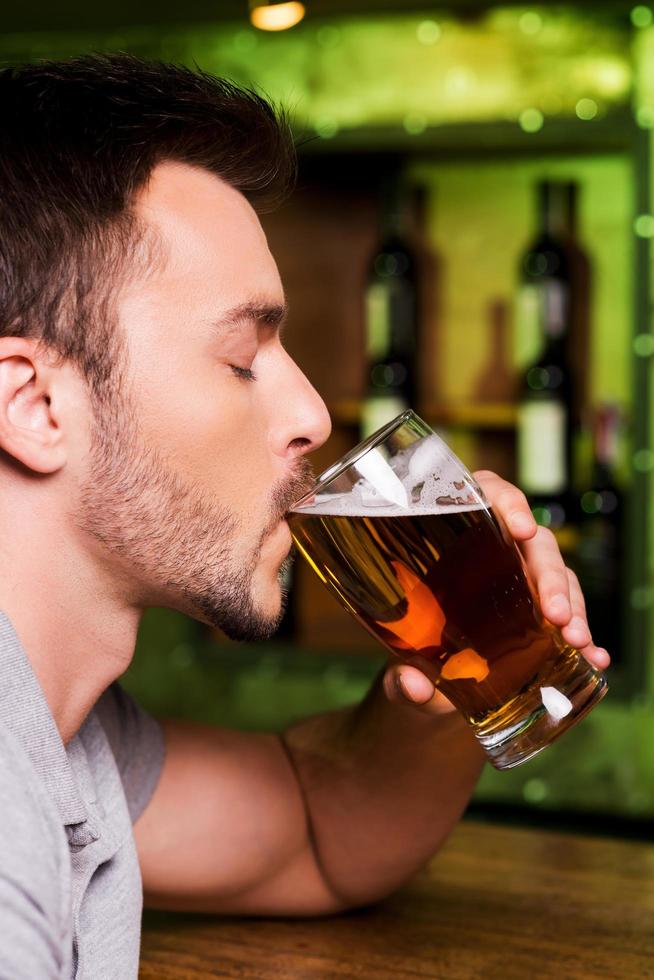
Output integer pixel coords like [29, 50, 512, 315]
[230, 365, 257, 382]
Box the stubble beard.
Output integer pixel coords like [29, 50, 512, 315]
[76, 387, 314, 642]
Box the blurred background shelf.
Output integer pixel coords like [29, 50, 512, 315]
[298, 111, 639, 157]
[331, 399, 518, 429]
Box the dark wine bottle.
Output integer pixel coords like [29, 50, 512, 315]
[361, 175, 418, 438]
[576, 405, 624, 662]
[516, 181, 577, 537]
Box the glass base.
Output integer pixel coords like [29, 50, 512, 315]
[473, 649, 608, 771]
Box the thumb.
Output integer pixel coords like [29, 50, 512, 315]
[383, 662, 456, 716]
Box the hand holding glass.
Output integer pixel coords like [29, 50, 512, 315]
[289, 411, 607, 770]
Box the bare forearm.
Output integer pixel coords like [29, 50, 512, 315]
[281, 674, 484, 908]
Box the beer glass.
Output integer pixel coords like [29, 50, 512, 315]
[289, 410, 607, 770]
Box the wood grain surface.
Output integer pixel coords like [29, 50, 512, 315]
[139, 819, 654, 980]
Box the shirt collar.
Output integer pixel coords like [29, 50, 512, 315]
[0, 610, 93, 836]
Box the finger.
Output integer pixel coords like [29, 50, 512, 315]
[558, 567, 591, 647]
[383, 663, 456, 717]
[582, 645, 611, 670]
[473, 470, 537, 540]
[519, 526, 572, 624]
[562, 569, 611, 670]
[385, 664, 433, 704]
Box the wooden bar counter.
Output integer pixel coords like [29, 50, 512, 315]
[139, 819, 654, 979]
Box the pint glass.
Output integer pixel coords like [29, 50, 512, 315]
[289, 410, 607, 770]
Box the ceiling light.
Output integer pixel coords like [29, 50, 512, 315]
[249, 1, 305, 32]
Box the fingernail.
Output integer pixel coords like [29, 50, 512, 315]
[397, 671, 422, 701]
[398, 672, 418, 700]
[396, 672, 409, 700]
[398, 671, 432, 704]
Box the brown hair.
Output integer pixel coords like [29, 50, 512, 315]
[0, 54, 296, 395]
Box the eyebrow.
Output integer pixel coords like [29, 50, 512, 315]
[213, 299, 289, 333]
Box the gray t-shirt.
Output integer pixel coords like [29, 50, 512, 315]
[0, 611, 165, 979]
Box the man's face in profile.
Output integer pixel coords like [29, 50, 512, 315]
[76, 161, 331, 639]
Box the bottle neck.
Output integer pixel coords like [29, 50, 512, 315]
[378, 174, 408, 240]
[538, 181, 576, 240]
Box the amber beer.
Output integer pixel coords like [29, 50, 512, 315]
[289, 502, 601, 756]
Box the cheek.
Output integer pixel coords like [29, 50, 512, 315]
[135, 358, 274, 522]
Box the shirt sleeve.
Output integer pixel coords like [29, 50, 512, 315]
[0, 727, 71, 979]
[94, 683, 166, 824]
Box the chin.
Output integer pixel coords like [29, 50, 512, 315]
[224, 598, 284, 643]
[172, 549, 291, 642]
[251, 575, 284, 623]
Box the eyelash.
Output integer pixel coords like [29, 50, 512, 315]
[230, 365, 257, 382]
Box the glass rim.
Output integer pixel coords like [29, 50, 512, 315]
[292, 408, 419, 510]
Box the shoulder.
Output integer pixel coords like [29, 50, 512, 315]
[94, 683, 166, 823]
[0, 719, 64, 847]
[0, 719, 69, 910]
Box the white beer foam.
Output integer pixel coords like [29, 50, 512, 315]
[408, 434, 441, 484]
[295, 434, 486, 517]
[294, 492, 486, 518]
[355, 447, 409, 509]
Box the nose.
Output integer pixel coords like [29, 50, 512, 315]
[267, 349, 332, 460]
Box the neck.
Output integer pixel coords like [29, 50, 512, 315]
[0, 476, 142, 745]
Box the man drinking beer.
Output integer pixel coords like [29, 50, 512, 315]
[0, 55, 609, 978]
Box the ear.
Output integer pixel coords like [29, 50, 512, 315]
[0, 337, 67, 475]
